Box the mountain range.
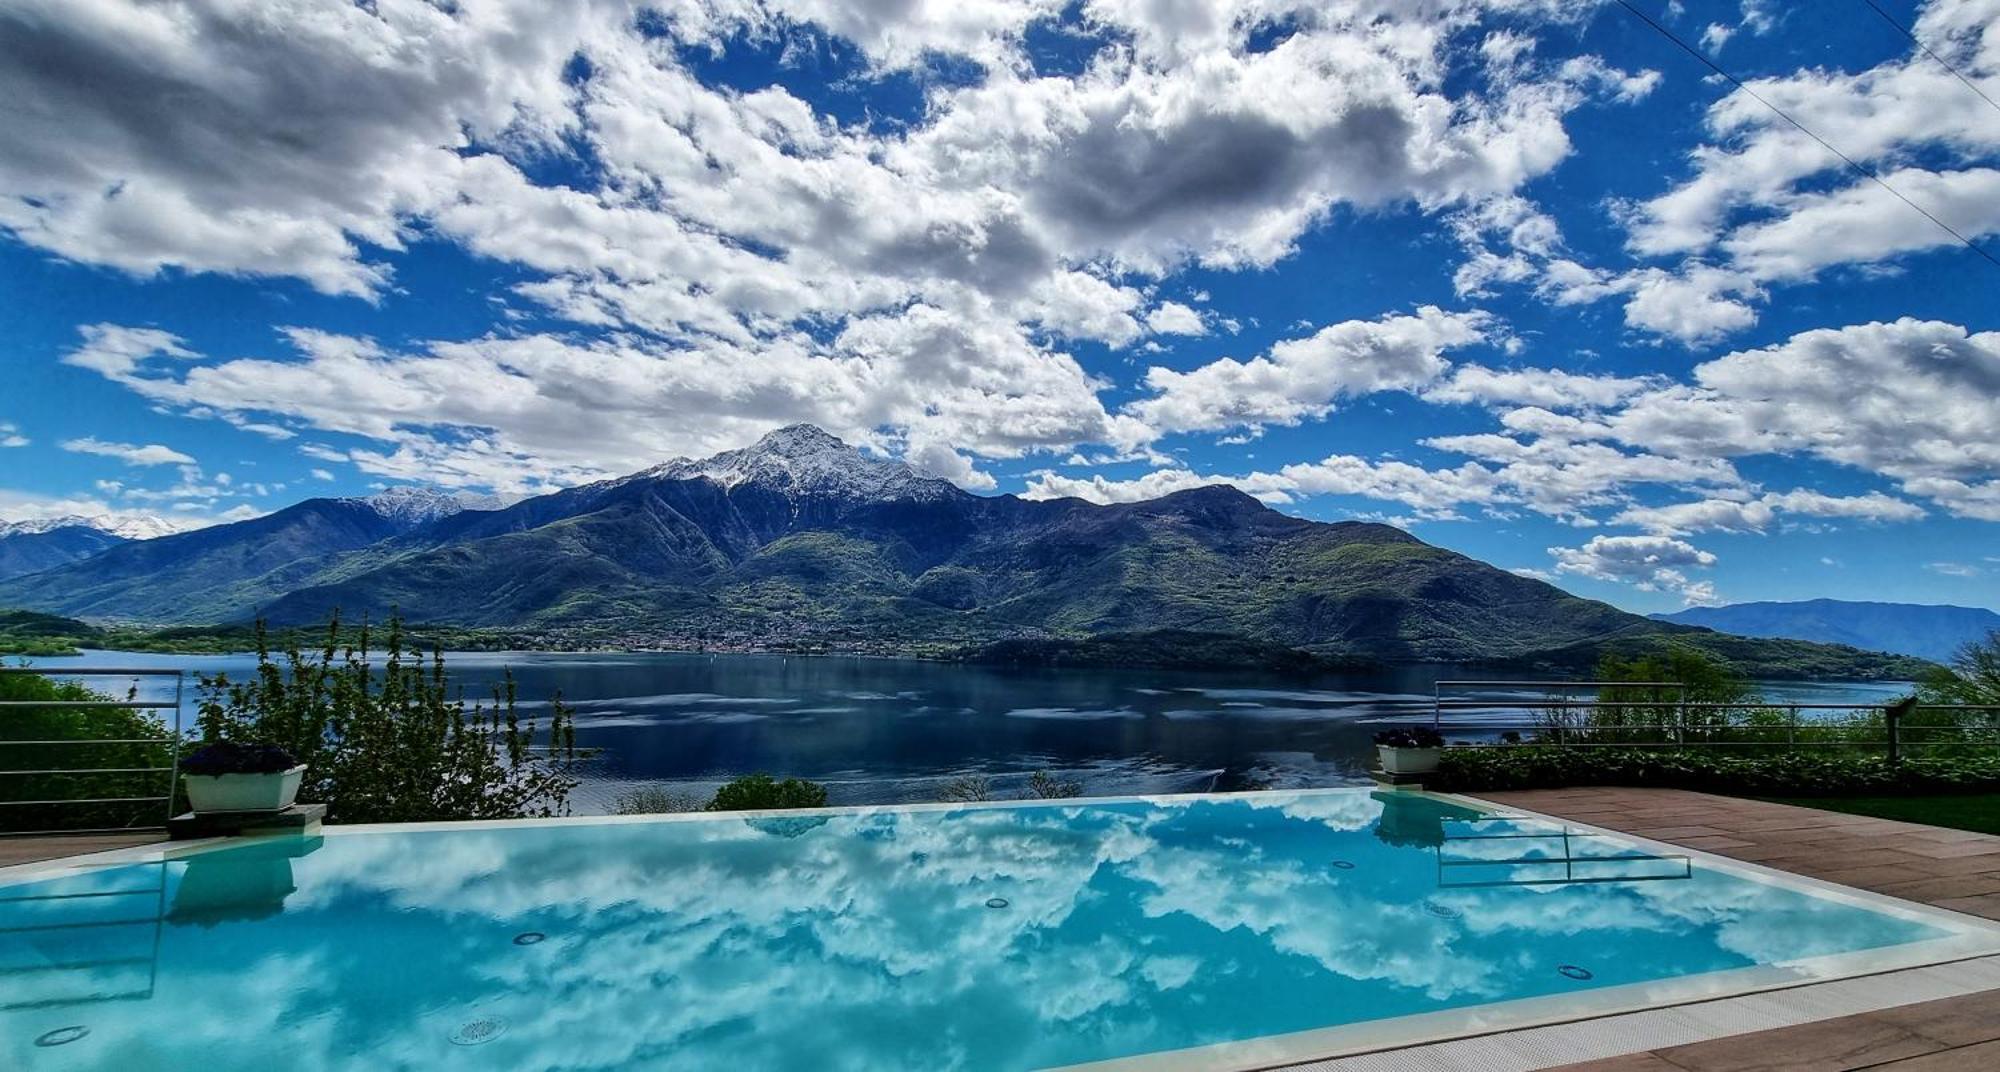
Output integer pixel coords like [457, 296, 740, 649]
[0, 426, 1929, 677]
[1655, 600, 2000, 664]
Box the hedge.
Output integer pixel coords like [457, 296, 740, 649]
[1430, 747, 2000, 796]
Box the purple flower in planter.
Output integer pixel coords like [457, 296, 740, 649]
[182, 742, 299, 776]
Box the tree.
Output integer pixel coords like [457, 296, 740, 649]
[1548, 646, 1761, 745]
[0, 668, 171, 832]
[706, 774, 829, 811]
[1915, 631, 2000, 746]
[1921, 631, 2000, 706]
[194, 615, 583, 823]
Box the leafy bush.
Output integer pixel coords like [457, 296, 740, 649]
[611, 786, 706, 815]
[1431, 746, 2000, 796]
[195, 615, 584, 824]
[180, 742, 298, 776]
[1374, 726, 1444, 748]
[936, 774, 994, 802]
[0, 668, 171, 832]
[1025, 770, 1083, 799]
[706, 774, 829, 812]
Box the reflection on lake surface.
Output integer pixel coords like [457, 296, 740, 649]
[41, 651, 1914, 810]
[0, 791, 1953, 1071]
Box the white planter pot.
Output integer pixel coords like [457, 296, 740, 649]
[183, 765, 306, 814]
[1376, 745, 1441, 776]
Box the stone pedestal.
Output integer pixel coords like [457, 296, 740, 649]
[167, 802, 326, 841]
[1369, 769, 1430, 789]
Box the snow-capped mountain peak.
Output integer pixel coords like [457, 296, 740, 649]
[0, 513, 183, 540]
[349, 487, 506, 529]
[647, 425, 961, 502]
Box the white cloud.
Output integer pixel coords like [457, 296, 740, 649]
[1144, 301, 1207, 337]
[1612, 489, 1926, 535]
[1021, 468, 1280, 505]
[59, 436, 196, 466]
[0, 422, 26, 448]
[3, 1, 1658, 484]
[1128, 307, 1489, 437]
[310, 468, 335, 482]
[1549, 534, 1719, 604]
[1608, 320, 2000, 509]
[1424, 364, 1653, 410]
[1928, 561, 1983, 578]
[0, 0, 599, 297]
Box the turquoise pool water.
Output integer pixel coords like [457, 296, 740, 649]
[0, 790, 1986, 1071]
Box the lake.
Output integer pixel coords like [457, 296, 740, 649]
[37, 650, 1914, 812]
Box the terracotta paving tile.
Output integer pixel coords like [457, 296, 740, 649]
[1900, 829, 2000, 845]
[1866, 991, 2000, 1047]
[1870, 875, 2000, 901]
[1629, 825, 1739, 838]
[1898, 855, 2000, 877]
[1810, 864, 1948, 889]
[0, 833, 165, 868]
[1671, 835, 1757, 850]
[1648, 1014, 1941, 1071]
[1862, 1040, 2000, 1070]
[1719, 843, 1835, 863]
[1930, 893, 2000, 920]
[1899, 841, 2000, 860]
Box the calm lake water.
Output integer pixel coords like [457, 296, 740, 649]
[39, 650, 1913, 812]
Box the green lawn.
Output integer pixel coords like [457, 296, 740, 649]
[1757, 794, 2000, 835]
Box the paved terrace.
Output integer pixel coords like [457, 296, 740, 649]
[1478, 788, 2000, 1072]
[0, 831, 166, 869]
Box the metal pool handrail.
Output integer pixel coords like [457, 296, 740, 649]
[0, 667, 184, 836]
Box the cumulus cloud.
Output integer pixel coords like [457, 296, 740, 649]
[1128, 307, 1490, 436]
[1424, 364, 1654, 410]
[1611, 490, 1926, 535]
[1609, 319, 2000, 504]
[1549, 534, 1720, 604]
[59, 437, 196, 467]
[1144, 302, 1207, 337]
[0, 422, 26, 448]
[1441, 0, 2000, 343]
[0, 0, 600, 297]
[5, 0, 1659, 478]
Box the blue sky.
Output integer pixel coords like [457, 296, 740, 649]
[2, 0, 1997, 613]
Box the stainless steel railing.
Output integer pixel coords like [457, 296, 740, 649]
[1428, 679, 2000, 760]
[0, 668, 184, 836]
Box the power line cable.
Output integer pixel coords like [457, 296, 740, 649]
[1854, 0, 2000, 118]
[1610, 0, 2000, 273]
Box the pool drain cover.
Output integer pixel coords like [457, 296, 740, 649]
[1558, 965, 1593, 981]
[513, 931, 546, 946]
[985, 897, 1010, 909]
[450, 1018, 507, 1046]
[1329, 860, 1355, 870]
[1421, 899, 1460, 920]
[35, 1026, 88, 1048]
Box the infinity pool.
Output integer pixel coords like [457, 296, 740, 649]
[3, 790, 1996, 1071]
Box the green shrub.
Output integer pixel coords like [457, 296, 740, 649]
[0, 668, 172, 832]
[936, 774, 994, 802]
[706, 774, 829, 812]
[1432, 746, 2000, 796]
[610, 786, 705, 815]
[195, 615, 584, 824]
[1025, 770, 1083, 799]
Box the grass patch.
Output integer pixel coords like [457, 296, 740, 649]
[1755, 794, 2000, 836]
